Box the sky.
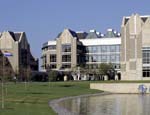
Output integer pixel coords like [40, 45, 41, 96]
[0, 0, 149, 69]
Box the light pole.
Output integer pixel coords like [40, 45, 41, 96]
[1, 54, 5, 109]
[1, 51, 13, 109]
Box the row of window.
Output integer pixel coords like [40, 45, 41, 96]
[86, 54, 120, 63]
[84, 64, 120, 69]
[50, 54, 71, 62]
[49, 54, 120, 63]
[48, 64, 71, 69]
[42, 45, 56, 51]
[46, 63, 120, 69]
[43, 45, 120, 53]
[86, 45, 120, 53]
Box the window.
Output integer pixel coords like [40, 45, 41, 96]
[106, 46, 110, 52]
[62, 55, 71, 62]
[89, 55, 93, 62]
[110, 45, 116, 52]
[116, 45, 120, 52]
[48, 45, 56, 50]
[62, 64, 71, 69]
[50, 54, 56, 62]
[110, 55, 116, 62]
[85, 55, 89, 61]
[107, 55, 110, 62]
[101, 46, 107, 52]
[93, 46, 98, 53]
[97, 46, 101, 53]
[101, 55, 107, 62]
[92, 55, 98, 62]
[50, 64, 56, 69]
[116, 54, 120, 63]
[143, 50, 150, 64]
[86, 47, 89, 53]
[62, 44, 71, 52]
[143, 67, 150, 77]
[88, 46, 92, 53]
[98, 55, 101, 62]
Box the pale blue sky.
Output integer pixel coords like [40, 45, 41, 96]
[0, 0, 149, 68]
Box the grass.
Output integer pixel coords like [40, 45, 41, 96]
[1, 80, 149, 115]
[0, 81, 102, 115]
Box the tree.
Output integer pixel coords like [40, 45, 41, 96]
[48, 70, 57, 82]
[99, 63, 112, 74]
[98, 63, 114, 80]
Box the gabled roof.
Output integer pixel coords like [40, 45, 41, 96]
[76, 32, 87, 39]
[56, 32, 62, 38]
[14, 32, 22, 41]
[104, 29, 117, 38]
[68, 29, 77, 37]
[86, 31, 99, 39]
[56, 29, 77, 38]
[8, 31, 22, 41]
[124, 18, 129, 25]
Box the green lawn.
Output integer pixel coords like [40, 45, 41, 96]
[0, 81, 102, 115]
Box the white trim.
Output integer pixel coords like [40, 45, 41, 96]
[76, 31, 84, 33]
[135, 39, 137, 59]
[125, 15, 150, 19]
[48, 41, 56, 45]
[80, 38, 121, 46]
[143, 64, 150, 67]
[125, 28, 126, 62]
[134, 15, 137, 34]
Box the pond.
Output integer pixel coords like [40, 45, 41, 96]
[57, 94, 150, 115]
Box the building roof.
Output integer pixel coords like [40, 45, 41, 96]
[56, 29, 77, 38]
[52, 28, 120, 43]
[105, 29, 117, 38]
[8, 31, 22, 41]
[68, 29, 77, 37]
[80, 37, 121, 46]
[86, 30, 100, 39]
[14, 32, 22, 41]
[76, 32, 87, 39]
[123, 14, 150, 26]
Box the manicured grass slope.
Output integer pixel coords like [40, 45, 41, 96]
[0, 82, 102, 115]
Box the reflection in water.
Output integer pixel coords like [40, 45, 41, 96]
[58, 94, 150, 115]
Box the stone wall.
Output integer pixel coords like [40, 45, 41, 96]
[90, 83, 150, 93]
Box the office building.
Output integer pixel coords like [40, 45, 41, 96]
[0, 31, 38, 80]
[41, 28, 121, 74]
[121, 14, 150, 80]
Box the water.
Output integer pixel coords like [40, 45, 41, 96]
[58, 94, 150, 115]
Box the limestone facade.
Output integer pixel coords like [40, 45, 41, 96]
[0, 31, 38, 80]
[121, 14, 150, 80]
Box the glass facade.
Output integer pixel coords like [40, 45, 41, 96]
[85, 45, 120, 69]
[42, 36, 121, 71]
[86, 45, 120, 54]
